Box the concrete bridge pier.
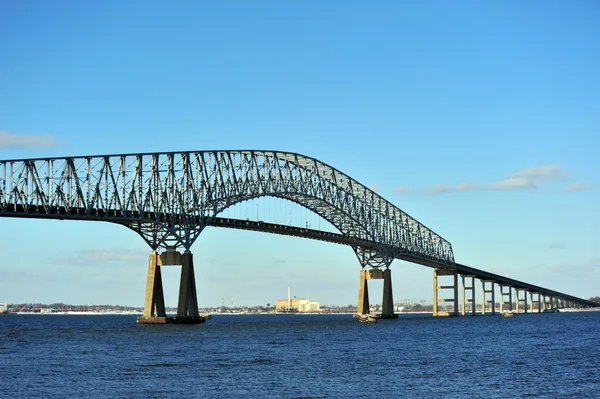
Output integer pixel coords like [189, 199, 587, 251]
[481, 280, 495, 315]
[357, 269, 370, 315]
[138, 248, 205, 324]
[461, 275, 476, 316]
[515, 289, 527, 314]
[542, 295, 551, 311]
[356, 268, 397, 319]
[500, 285, 513, 313]
[433, 268, 459, 316]
[139, 251, 167, 322]
[380, 268, 397, 319]
[529, 292, 536, 313]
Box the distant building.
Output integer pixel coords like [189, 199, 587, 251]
[275, 298, 320, 313]
[0, 303, 7, 314]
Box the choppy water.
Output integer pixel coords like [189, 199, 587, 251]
[1, 312, 599, 398]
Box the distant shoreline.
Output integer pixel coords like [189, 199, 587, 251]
[4, 308, 599, 316]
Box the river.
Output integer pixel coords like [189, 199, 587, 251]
[1, 311, 599, 398]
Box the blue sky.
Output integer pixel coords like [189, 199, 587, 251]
[0, 1, 598, 307]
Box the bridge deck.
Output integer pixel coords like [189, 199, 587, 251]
[208, 217, 597, 307]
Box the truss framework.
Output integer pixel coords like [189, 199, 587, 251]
[0, 150, 454, 264]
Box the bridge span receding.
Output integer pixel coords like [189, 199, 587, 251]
[0, 150, 596, 322]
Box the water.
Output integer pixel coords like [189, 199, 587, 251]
[1, 312, 599, 398]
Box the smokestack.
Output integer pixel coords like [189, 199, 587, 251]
[288, 287, 291, 308]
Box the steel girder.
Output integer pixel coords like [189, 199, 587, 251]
[0, 150, 454, 263]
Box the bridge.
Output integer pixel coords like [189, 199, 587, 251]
[0, 150, 596, 323]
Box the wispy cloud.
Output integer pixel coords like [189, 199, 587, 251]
[486, 177, 536, 190]
[0, 130, 56, 148]
[422, 164, 588, 195]
[424, 182, 478, 194]
[564, 182, 591, 192]
[56, 249, 148, 265]
[393, 186, 409, 195]
[425, 184, 452, 194]
[549, 243, 566, 249]
[367, 184, 380, 192]
[513, 164, 568, 182]
[486, 164, 567, 190]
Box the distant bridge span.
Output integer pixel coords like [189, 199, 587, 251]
[207, 217, 598, 308]
[0, 151, 596, 322]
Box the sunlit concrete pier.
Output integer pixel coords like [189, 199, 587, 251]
[137, 248, 206, 325]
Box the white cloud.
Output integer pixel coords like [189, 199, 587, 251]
[393, 186, 409, 195]
[486, 164, 568, 190]
[486, 177, 537, 190]
[425, 184, 453, 194]
[424, 182, 478, 194]
[513, 164, 567, 182]
[564, 182, 591, 192]
[395, 165, 587, 196]
[0, 130, 56, 148]
[549, 243, 566, 249]
[456, 182, 478, 191]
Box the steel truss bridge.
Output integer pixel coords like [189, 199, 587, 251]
[0, 150, 596, 322]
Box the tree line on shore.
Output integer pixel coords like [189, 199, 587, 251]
[5, 297, 599, 314]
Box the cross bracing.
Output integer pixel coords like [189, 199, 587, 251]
[0, 150, 454, 265]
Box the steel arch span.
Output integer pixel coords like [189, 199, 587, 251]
[0, 150, 454, 265]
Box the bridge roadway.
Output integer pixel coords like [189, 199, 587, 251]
[208, 217, 598, 308]
[1, 203, 596, 309]
[1, 202, 595, 308]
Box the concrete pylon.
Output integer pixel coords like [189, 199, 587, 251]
[529, 292, 534, 313]
[177, 251, 200, 320]
[500, 285, 513, 313]
[380, 268, 397, 319]
[357, 269, 370, 315]
[142, 251, 166, 320]
[461, 275, 476, 316]
[515, 289, 527, 314]
[138, 249, 205, 324]
[433, 268, 459, 316]
[481, 280, 495, 315]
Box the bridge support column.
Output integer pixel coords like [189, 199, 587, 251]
[380, 268, 397, 319]
[433, 268, 458, 316]
[140, 251, 167, 321]
[481, 280, 495, 315]
[138, 248, 204, 325]
[500, 285, 513, 313]
[176, 251, 200, 321]
[357, 269, 370, 315]
[461, 275, 476, 316]
[515, 289, 527, 314]
[528, 292, 534, 313]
